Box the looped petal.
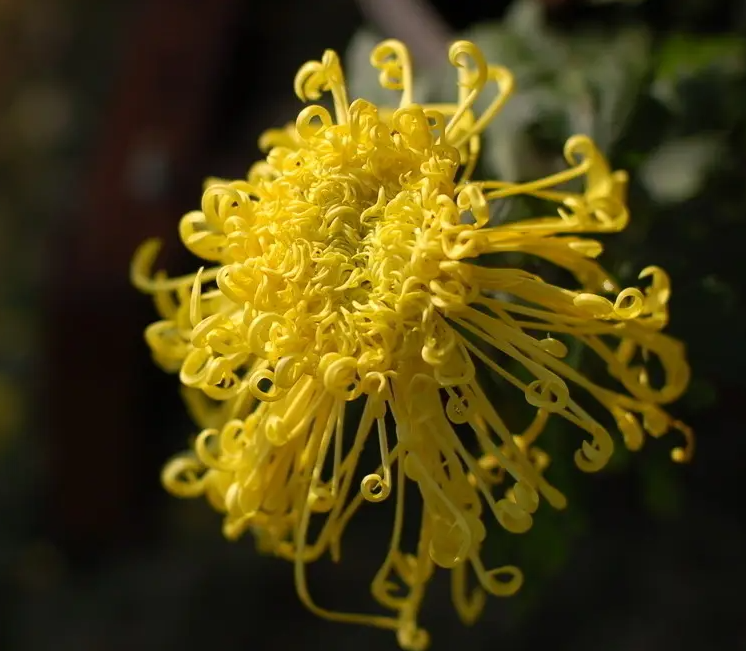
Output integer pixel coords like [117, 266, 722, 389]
[134, 36, 692, 649]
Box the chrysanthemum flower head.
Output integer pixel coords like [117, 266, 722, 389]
[133, 40, 692, 649]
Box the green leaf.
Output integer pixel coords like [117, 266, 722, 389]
[639, 135, 724, 203]
[565, 27, 651, 150]
[652, 34, 746, 109]
[463, 18, 570, 180]
[463, 3, 651, 179]
[656, 34, 746, 80]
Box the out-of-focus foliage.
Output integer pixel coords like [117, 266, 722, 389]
[0, 0, 120, 448]
[465, 0, 651, 173]
[0, 6, 62, 624]
[1, 0, 79, 453]
[0, 0, 102, 618]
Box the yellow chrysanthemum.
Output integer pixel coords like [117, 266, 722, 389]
[132, 40, 692, 649]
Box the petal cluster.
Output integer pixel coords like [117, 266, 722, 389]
[133, 40, 692, 649]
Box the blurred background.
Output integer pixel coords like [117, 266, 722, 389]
[1, 0, 746, 649]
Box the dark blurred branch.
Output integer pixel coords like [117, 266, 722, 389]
[43, 0, 242, 560]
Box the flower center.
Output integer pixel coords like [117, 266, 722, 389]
[209, 102, 479, 392]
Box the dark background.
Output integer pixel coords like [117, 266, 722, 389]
[1, 0, 746, 649]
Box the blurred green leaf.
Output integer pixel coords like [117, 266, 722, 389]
[656, 34, 745, 80]
[461, 0, 651, 180]
[567, 27, 651, 150]
[652, 34, 746, 110]
[639, 135, 724, 203]
[640, 462, 682, 519]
